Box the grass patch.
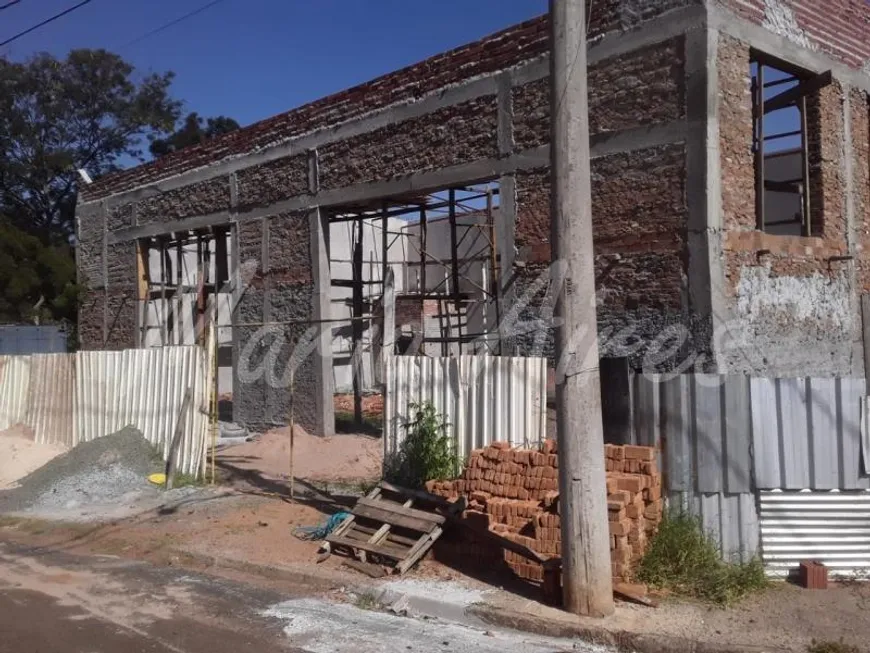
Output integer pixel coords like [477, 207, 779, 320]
[353, 591, 382, 611]
[808, 641, 861, 653]
[637, 511, 767, 606]
[168, 473, 206, 489]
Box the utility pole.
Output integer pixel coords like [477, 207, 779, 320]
[549, 0, 615, 617]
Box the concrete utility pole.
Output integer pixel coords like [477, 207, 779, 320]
[549, 0, 615, 617]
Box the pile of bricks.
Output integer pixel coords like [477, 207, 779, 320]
[426, 440, 663, 585]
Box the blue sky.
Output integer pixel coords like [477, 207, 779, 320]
[1, 0, 547, 128]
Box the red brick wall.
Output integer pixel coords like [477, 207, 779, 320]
[716, 0, 870, 69]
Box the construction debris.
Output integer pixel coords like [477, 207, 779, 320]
[323, 481, 459, 575]
[0, 426, 165, 516]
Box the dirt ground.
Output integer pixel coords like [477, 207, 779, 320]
[0, 425, 67, 489]
[2, 489, 869, 652]
[215, 426, 382, 492]
[333, 393, 384, 418]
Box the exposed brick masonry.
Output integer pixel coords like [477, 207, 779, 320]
[511, 38, 686, 151]
[317, 97, 498, 190]
[717, 0, 870, 70]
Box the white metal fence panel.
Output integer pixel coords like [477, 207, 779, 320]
[27, 354, 75, 446]
[384, 355, 547, 462]
[0, 355, 31, 431]
[0, 346, 209, 477]
[751, 377, 868, 490]
[759, 490, 870, 577]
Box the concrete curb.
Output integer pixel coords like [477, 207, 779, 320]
[173, 549, 792, 653]
[467, 605, 792, 653]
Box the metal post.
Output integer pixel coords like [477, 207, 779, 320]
[448, 189, 462, 354]
[352, 218, 364, 426]
[550, 0, 615, 617]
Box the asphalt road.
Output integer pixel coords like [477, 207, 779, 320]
[0, 542, 590, 653]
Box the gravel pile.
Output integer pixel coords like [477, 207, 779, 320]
[0, 426, 160, 514]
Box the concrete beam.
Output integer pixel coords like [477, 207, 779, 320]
[710, 5, 870, 93]
[497, 72, 514, 156]
[82, 3, 709, 211]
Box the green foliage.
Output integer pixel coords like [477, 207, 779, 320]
[808, 641, 861, 653]
[386, 401, 460, 489]
[0, 218, 80, 324]
[353, 591, 382, 611]
[149, 112, 240, 157]
[0, 49, 180, 237]
[637, 511, 767, 606]
[169, 472, 204, 489]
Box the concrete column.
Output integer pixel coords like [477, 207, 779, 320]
[310, 207, 335, 436]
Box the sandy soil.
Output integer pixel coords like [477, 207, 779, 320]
[216, 426, 382, 489]
[0, 425, 68, 489]
[3, 491, 870, 652]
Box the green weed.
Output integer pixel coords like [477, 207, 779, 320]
[637, 511, 767, 606]
[353, 591, 382, 611]
[808, 640, 861, 653]
[385, 401, 460, 489]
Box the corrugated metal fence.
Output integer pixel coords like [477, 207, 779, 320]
[0, 346, 211, 477]
[384, 355, 547, 462]
[632, 373, 870, 573]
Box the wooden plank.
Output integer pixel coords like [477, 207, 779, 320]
[365, 497, 413, 549]
[329, 486, 381, 539]
[353, 502, 438, 533]
[343, 559, 387, 578]
[356, 497, 445, 526]
[396, 526, 442, 574]
[326, 535, 407, 561]
[378, 481, 464, 514]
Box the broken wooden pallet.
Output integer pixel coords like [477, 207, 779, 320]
[323, 481, 456, 575]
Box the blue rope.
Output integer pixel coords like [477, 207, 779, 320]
[293, 511, 351, 540]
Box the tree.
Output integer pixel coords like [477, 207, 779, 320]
[0, 49, 181, 239]
[0, 218, 79, 324]
[149, 112, 240, 158]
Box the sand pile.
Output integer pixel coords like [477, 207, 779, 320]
[0, 424, 68, 489]
[0, 426, 160, 514]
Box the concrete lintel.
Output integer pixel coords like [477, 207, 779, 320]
[309, 207, 335, 436]
[710, 5, 870, 93]
[497, 72, 514, 156]
[589, 120, 689, 158]
[588, 3, 707, 64]
[109, 118, 694, 244]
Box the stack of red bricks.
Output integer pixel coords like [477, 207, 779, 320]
[426, 440, 663, 585]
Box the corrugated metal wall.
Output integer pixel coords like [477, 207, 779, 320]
[0, 355, 31, 430]
[0, 347, 210, 477]
[751, 377, 868, 490]
[0, 325, 66, 355]
[759, 490, 870, 577]
[384, 355, 547, 462]
[631, 373, 870, 569]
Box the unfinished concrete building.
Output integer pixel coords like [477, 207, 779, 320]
[75, 0, 870, 435]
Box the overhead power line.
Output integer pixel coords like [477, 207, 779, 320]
[0, 1, 23, 12]
[120, 0, 228, 49]
[0, 0, 92, 47]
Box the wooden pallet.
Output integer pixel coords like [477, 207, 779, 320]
[325, 481, 454, 575]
